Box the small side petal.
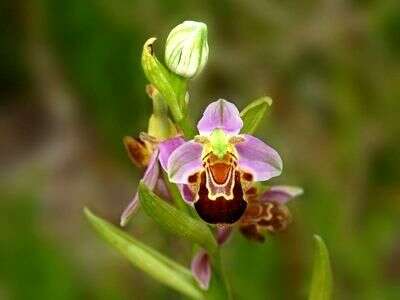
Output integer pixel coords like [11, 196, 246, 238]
[167, 141, 203, 184]
[120, 194, 140, 227]
[158, 136, 185, 171]
[120, 150, 160, 226]
[154, 178, 171, 200]
[197, 99, 243, 135]
[235, 134, 283, 181]
[191, 250, 211, 290]
[179, 184, 195, 203]
[261, 185, 303, 204]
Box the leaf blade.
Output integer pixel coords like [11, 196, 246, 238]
[139, 183, 218, 256]
[309, 235, 333, 300]
[240, 96, 272, 134]
[84, 208, 203, 300]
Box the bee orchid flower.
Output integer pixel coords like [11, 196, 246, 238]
[166, 99, 283, 224]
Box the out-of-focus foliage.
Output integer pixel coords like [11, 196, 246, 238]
[309, 235, 332, 300]
[1, 0, 400, 299]
[84, 208, 202, 300]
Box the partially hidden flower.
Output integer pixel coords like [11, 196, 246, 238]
[239, 185, 303, 242]
[165, 21, 209, 78]
[166, 99, 283, 224]
[191, 249, 211, 290]
[189, 224, 231, 291]
[120, 134, 186, 226]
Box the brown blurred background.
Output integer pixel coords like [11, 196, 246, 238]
[1, 0, 400, 299]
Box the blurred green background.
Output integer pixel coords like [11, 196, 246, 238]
[1, 0, 400, 299]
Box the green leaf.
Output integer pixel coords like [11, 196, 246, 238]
[240, 96, 273, 134]
[138, 183, 218, 256]
[161, 172, 190, 213]
[309, 235, 333, 300]
[84, 208, 203, 300]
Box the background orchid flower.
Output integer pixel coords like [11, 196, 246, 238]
[188, 185, 302, 292]
[166, 99, 283, 224]
[240, 185, 303, 242]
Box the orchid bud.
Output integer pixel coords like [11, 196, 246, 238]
[146, 85, 177, 140]
[165, 21, 209, 78]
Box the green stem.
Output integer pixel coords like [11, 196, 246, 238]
[177, 115, 196, 138]
[207, 250, 232, 300]
[151, 91, 169, 116]
[171, 80, 196, 138]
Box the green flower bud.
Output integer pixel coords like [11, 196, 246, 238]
[146, 85, 177, 140]
[165, 21, 209, 78]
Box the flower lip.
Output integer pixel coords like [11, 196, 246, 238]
[194, 171, 247, 224]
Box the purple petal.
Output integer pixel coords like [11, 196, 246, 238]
[261, 185, 303, 204]
[191, 250, 211, 290]
[216, 225, 233, 245]
[179, 184, 195, 203]
[197, 99, 243, 135]
[167, 141, 203, 184]
[235, 134, 282, 181]
[140, 149, 160, 188]
[120, 194, 140, 227]
[154, 178, 171, 200]
[120, 150, 160, 226]
[158, 136, 185, 171]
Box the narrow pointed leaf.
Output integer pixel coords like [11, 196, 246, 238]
[139, 183, 218, 256]
[84, 208, 203, 300]
[309, 235, 333, 300]
[240, 96, 272, 134]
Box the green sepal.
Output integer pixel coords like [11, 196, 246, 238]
[240, 96, 273, 134]
[309, 235, 333, 300]
[138, 183, 218, 256]
[84, 208, 203, 300]
[141, 38, 187, 121]
[146, 85, 178, 140]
